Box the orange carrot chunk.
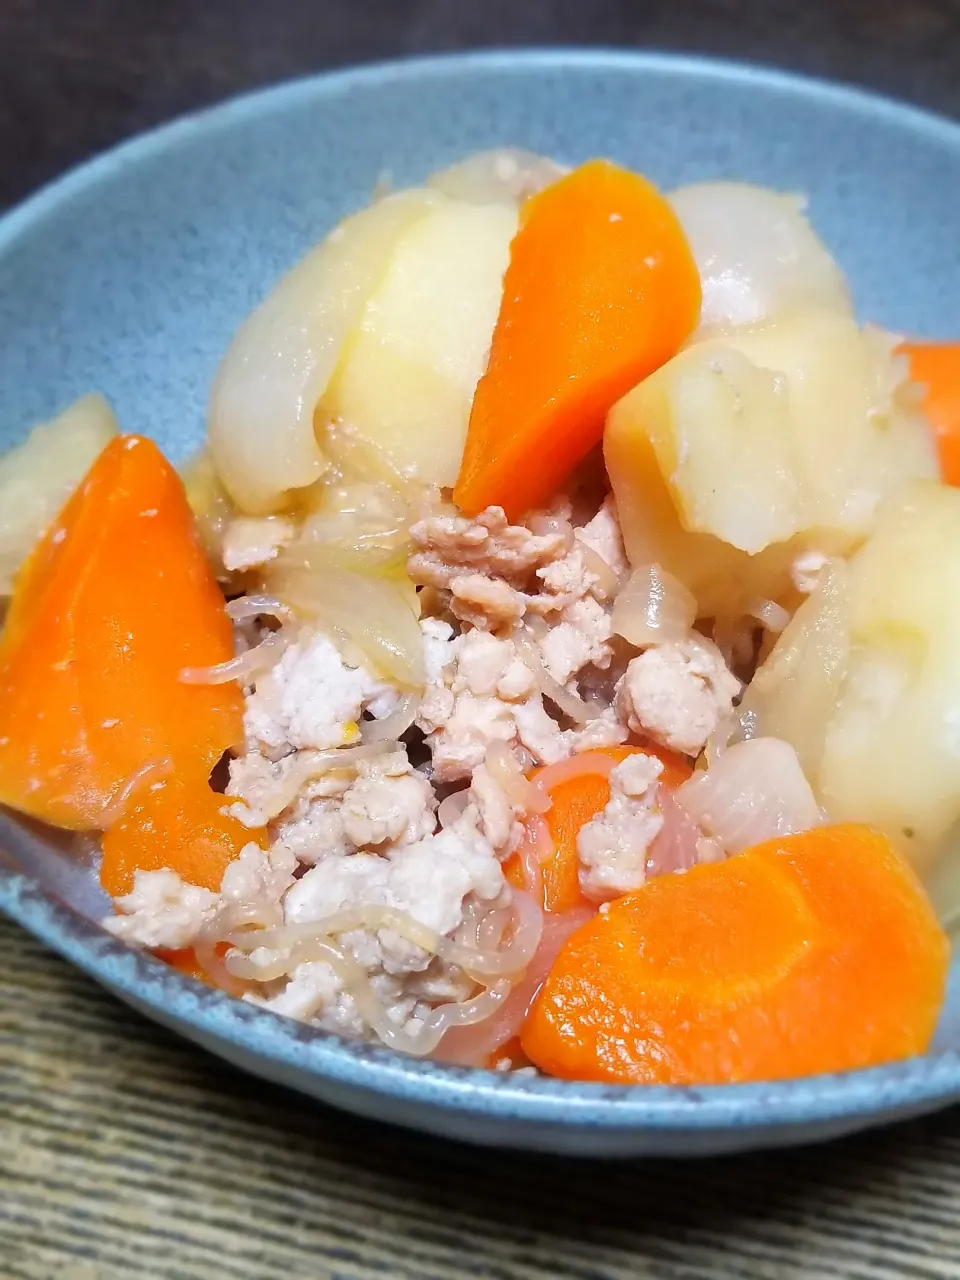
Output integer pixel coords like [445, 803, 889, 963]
[0, 435, 242, 830]
[101, 773, 262, 897]
[901, 342, 960, 486]
[454, 160, 701, 519]
[521, 825, 948, 1084]
[504, 745, 692, 913]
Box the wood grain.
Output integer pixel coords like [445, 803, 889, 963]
[4, 916, 960, 1279]
[3, 3, 960, 1275]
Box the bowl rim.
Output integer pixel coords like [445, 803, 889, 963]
[1, 47, 959, 1135]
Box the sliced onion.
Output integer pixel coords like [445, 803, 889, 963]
[360, 692, 420, 744]
[646, 786, 706, 877]
[485, 741, 551, 815]
[578, 542, 622, 599]
[208, 189, 438, 513]
[612, 564, 697, 648]
[676, 737, 822, 854]
[529, 751, 618, 798]
[267, 560, 424, 690]
[180, 630, 290, 685]
[427, 148, 567, 205]
[322, 423, 423, 507]
[437, 789, 471, 830]
[225, 594, 293, 624]
[748, 597, 791, 634]
[241, 742, 394, 823]
[669, 181, 852, 334]
[513, 627, 599, 725]
[513, 815, 556, 900]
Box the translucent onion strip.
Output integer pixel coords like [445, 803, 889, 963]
[513, 627, 599, 725]
[676, 737, 822, 854]
[578, 541, 622, 600]
[225, 594, 293, 624]
[747, 597, 791, 634]
[360, 692, 420, 744]
[208, 189, 438, 513]
[180, 630, 291, 686]
[437, 789, 471, 830]
[267, 561, 424, 690]
[529, 751, 619, 797]
[485, 741, 551, 815]
[612, 564, 697, 648]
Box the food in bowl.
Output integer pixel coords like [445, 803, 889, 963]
[1, 149, 957, 1085]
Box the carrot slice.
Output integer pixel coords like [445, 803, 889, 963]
[521, 824, 948, 1084]
[0, 435, 242, 830]
[101, 773, 262, 897]
[504, 745, 692, 913]
[454, 160, 701, 519]
[901, 342, 960, 486]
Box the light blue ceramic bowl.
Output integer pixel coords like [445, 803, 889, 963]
[2, 50, 959, 1158]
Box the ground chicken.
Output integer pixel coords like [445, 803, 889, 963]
[243, 629, 391, 757]
[468, 762, 523, 855]
[409, 505, 569, 587]
[449, 572, 525, 630]
[283, 806, 504, 977]
[417, 626, 550, 781]
[426, 691, 522, 782]
[219, 841, 298, 910]
[410, 497, 625, 634]
[253, 963, 414, 1038]
[226, 749, 351, 828]
[577, 497, 629, 582]
[104, 868, 219, 950]
[577, 754, 664, 902]
[104, 843, 299, 952]
[273, 796, 352, 864]
[339, 755, 437, 849]
[538, 597, 613, 685]
[616, 637, 741, 757]
[221, 515, 295, 573]
[562, 705, 629, 754]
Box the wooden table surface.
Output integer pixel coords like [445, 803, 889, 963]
[2, 4, 960, 1277]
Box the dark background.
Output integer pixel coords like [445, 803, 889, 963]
[1, 0, 959, 209]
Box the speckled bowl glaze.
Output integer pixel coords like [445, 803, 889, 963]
[2, 51, 960, 1157]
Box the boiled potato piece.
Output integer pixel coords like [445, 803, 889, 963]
[742, 481, 960, 877]
[612, 344, 802, 555]
[604, 361, 796, 618]
[605, 314, 937, 616]
[726, 316, 936, 543]
[209, 188, 440, 514]
[322, 198, 517, 487]
[737, 561, 850, 782]
[821, 481, 960, 868]
[0, 393, 117, 593]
